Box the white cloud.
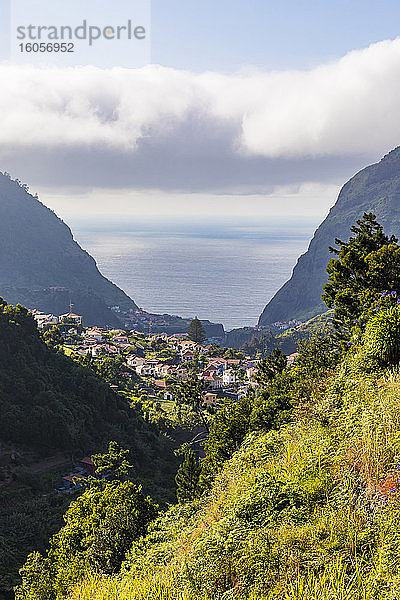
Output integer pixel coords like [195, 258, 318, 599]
[41, 182, 339, 227]
[1, 38, 400, 162]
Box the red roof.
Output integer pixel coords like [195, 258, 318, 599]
[154, 380, 166, 388]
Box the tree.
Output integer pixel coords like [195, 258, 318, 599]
[16, 481, 158, 599]
[172, 378, 208, 432]
[255, 348, 287, 386]
[187, 317, 206, 344]
[322, 212, 397, 332]
[95, 356, 128, 387]
[92, 441, 133, 481]
[175, 448, 201, 503]
[241, 331, 276, 358]
[42, 326, 63, 351]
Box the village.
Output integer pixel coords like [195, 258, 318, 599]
[30, 308, 300, 412]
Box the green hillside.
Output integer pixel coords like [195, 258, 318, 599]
[259, 146, 400, 325]
[16, 213, 400, 600]
[0, 172, 137, 326]
[0, 299, 177, 594]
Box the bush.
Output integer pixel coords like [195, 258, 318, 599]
[363, 306, 400, 367]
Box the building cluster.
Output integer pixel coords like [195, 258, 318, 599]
[30, 308, 300, 407]
[127, 337, 261, 404]
[31, 309, 82, 328]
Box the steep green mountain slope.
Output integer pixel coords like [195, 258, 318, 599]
[0, 172, 137, 326]
[0, 298, 178, 594]
[18, 213, 400, 600]
[259, 147, 400, 324]
[20, 324, 400, 600]
[0, 298, 175, 467]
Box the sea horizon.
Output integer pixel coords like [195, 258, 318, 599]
[72, 217, 318, 331]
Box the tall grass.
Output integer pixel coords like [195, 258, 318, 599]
[69, 369, 400, 600]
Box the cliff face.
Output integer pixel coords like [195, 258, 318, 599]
[0, 173, 137, 325]
[259, 147, 400, 325]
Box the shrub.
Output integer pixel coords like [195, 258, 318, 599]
[363, 306, 400, 367]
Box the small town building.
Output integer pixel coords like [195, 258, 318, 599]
[112, 336, 129, 344]
[59, 312, 83, 325]
[287, 353, 300, 366]
[202, 392, 218, 407]
[204, 373, 223, 390]
[33, 312, 59, 328]
[223, 369, 236, 386]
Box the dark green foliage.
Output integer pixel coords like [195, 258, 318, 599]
[92, 355, 132, 387]
[16, 481, 158, 599]
[0, 495, 67, 593]
[241, 331, 277, 357]
[222, 348, 245, 359]
[42, 326, 63, 351]
[0, 299, 180, 592]
[294, 334, 340, 376]
[175, 449, 201, 503]
[0, 299, 134, 452]
[255, 348, 287, 385]
[187, 317, 206, 344]
[322, 213, 397, 332]
[199, 395, 255, 487]
[172, 378, 208, 431]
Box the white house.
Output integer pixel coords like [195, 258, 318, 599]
[85, 329, 104, 342]
[204, 373, 223, 390]
[287, 353, 300, 366]
[33, 313, 59, 328]
[223, 369, 236, 386]
[127, 356, 145, 368]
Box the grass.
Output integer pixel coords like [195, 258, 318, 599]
[28, 357, 400, 599]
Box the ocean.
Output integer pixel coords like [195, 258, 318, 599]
[73, 219, 316, 331]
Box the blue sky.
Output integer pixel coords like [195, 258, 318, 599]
[151, 0, 400, 71]
[3, 0, 400, 71]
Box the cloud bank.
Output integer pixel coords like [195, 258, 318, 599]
[1, 38, 400, 190]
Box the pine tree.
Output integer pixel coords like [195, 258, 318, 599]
[175, 448, 201, 503]
[187, 317, 206, 344]
[322, 212, 398, 331]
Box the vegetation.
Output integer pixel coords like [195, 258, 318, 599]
[187, 317, 206, 344]
[259, 147, 400, 324]
[175, 448, 201, 504]
[323, 212, 398, 333]
[0, 301, 180, 594]
[14, 214, 400, 600]
[0, 171, 137, 326]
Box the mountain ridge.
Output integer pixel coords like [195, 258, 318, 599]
[258, 147, 400, 325]
[0, 172, 138, 326]
[0, 172, 225, 335]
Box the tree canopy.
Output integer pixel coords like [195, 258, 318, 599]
[322, 212, 398, 332]
[187, 317, 206, 344]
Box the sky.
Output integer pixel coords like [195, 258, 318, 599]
[1, 1, 400, 226]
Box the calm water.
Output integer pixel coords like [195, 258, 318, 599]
[74, 220, 314, 330]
